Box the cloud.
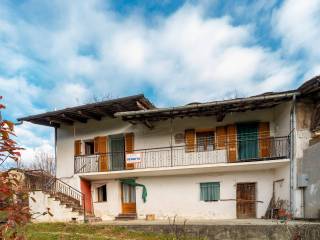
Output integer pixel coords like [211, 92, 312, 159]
[0, 1, 301, 107]
[273, 0, 320, 57]
[273, 0, 320, 82]
[14, 123, 54, 164]
[45, 83, 91, 109]
[0, 76, 43, 118]
[0, 0, 319, 162]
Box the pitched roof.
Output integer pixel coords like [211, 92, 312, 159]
[115, 90, 299, 125]
[18, 94, 155, 127]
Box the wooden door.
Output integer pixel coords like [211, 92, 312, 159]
[236, 183, 256, 218]
[80, 179, 93, 214]
[94, 136, 108, 172]
[121, 183, 136, 214]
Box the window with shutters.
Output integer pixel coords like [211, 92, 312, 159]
[196, 131, 215, 152]
[97, 184, 107, 202]
[200, 182, 220, 201]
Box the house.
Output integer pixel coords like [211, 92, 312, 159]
[18, 76, 320, 221]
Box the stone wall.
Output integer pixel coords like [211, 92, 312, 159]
[121, 223, 320, 240]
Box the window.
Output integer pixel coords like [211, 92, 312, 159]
[196, 131, 215, 152]
[97, 185, 107, 202]
[200, 182, 220, 201]
[85, 140, 94, 155]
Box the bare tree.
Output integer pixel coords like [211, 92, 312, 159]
[30, 151, 55, 175]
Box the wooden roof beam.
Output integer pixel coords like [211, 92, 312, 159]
[45, 116, 73, 125]
[143, 120, 154, 129]
[61, 113, 88, 123]
[93, 107, 115, 118]
[77, 110, 102, 121]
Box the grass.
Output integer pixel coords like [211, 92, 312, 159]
[23, 222, 175, 240]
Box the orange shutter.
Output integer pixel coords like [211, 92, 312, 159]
[125, 133, 135, 170]
[216, 126, 227, 149]
[259, 122, 270, 158]
[227, 125, 237, 162]
[74, 140, 82, 156]
[94, 136, 108, 171]
[185, 129, 195, 152]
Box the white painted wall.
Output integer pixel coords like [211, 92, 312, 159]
[56, 102, 291, 179]
[273, 102, 291, 137]
[89, 168, 289, 220]
[91, 180, 122, 220]
[29, 191, 84, 222]
[274, 165, 290, 207]
[53, 102, 293, 220]
[56, 118, 133, 178]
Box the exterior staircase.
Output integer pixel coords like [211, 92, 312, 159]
[24, 170, 101, 222]
[45, 191, 84, 215]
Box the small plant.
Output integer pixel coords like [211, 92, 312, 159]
[166, 215, 206, 240]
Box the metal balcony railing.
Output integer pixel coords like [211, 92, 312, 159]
[74, 136, 290, 174]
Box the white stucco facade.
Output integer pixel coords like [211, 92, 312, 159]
[29, 191, 84, 222]
[47, 101, 297, 221]
[88, 169, 290, 221]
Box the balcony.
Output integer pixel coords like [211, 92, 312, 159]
[74, 136, 290, 174]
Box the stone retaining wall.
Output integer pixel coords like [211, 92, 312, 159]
[120, 223, 320, 240]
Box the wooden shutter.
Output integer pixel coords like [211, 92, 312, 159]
[227, 124, 237, 162]
[125, 133, 135, 170]
[259, 122, 270, 158]
[216, 126, 227, 149]
[94, 136, 108, 172]
[74, 140, 82, 156]
[185, 129, 195, 152]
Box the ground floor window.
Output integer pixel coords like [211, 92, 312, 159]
[200, 182, 220, 201]
[97, 184, 107, 202]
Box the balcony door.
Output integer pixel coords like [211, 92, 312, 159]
[237, 123, 258, 160]
[121, 183, 136, 214]
[110, 135, 125, 171]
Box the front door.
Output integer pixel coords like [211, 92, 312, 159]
[237, 123, 258, 160]
[236, 183, 256, 219]
[121, 183, 136, 214]
[110, 136, 125, 171]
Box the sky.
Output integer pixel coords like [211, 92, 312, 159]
[0, 0, 320, 166]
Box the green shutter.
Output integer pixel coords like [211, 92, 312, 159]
[200, 182, 220, 201]
[237, 123, 259, 160]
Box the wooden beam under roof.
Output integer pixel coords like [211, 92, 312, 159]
[77, 110, 102, 121]
[17, 94, 155, 127]
[45, 116, 74, 125]
[92, 107, 115, 118]
[61, 113, 88, 123]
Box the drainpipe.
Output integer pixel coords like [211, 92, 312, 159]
[54, 126, 57, 177]
[170, 116, 173, 167]
[289, 93, 297, 217]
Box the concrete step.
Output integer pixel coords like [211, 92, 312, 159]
[115, 213, 137, 221]
[86, 216, 102, 223]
